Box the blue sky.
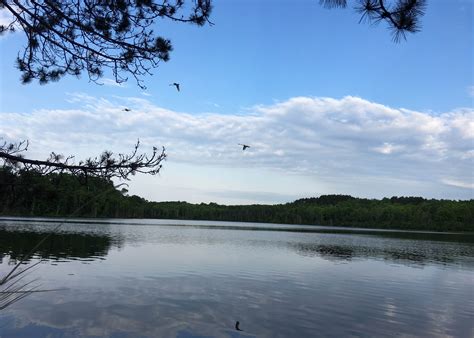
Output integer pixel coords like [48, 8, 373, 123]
[1, 0, 473, 204]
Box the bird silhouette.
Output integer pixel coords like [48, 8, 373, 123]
[123, 108, 131, 112]
[238, 143, 250, 151]
[235, 321, 243, 331]
[170, 83, 180, 92]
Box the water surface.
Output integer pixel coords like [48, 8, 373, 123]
[0, 218, 473, 337]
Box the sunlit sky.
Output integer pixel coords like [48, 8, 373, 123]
[1, 0, 473, 204]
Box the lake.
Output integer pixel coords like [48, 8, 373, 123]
[0, 218, 473, 337]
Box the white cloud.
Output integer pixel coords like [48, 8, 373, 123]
[450, 109, 474, 139]
[0, 7, 20, 37]
[100, 78, 127, 88]
[204, 101, 221, 108]
[373, 142, 404, 154]
[442, 179, 474, 190]
[0, 8, 14, 27]
[468, 85, 474, 98]
[461, 150, 474, 160]
[1, 94, 473, 201]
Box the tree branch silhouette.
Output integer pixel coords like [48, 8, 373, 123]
[0, 0, 212, 88]
[0, 1, 426, 87]
[0, 139, 166, 180]
[321, 0, 426, 42]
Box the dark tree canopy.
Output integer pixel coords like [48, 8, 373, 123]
[0, 139, 166, 180]
[1, 173, 472, 232]
[0, 0, 212, 88]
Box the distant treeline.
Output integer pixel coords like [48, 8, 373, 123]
[1, 168, 473, 232]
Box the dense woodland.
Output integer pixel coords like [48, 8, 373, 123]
[1, 168, 472, 232]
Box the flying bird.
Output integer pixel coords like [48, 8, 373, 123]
[235, 321, 243, 331]
[170, 83, 180, 92]
[123, 108, 131, 112]
[238, 143, 250, 151]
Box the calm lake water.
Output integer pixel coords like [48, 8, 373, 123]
[0, 218, 473, 338]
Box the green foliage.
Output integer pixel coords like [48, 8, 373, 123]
[1, 168, 473, 232]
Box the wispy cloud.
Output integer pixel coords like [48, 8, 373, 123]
[0, 8, 14, 26]
[373, 142, 405, 154]
[0, 7, 21, 36]
[468, 86, 474, 98]
[442, 179, 474, 190]
[99, 78, 127, 88]
[204, 101, 221, 108]
[1, 94, 473, 201]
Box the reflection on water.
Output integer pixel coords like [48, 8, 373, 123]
[0, 218, 473, 337]
[291, 237, 474, 267]
[0, 226, 122, 263]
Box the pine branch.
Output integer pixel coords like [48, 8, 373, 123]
[0, 139, 166, 180]
[0, 0, 212, 87]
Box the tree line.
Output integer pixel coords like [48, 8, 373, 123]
[1, 168, 472, 232]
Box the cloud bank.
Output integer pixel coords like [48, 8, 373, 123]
[1, 94, 473, 201]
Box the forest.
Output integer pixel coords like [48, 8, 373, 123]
[1, 168, 472, 232]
